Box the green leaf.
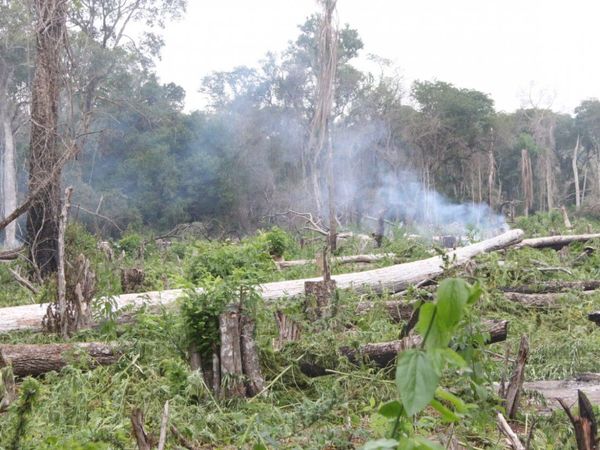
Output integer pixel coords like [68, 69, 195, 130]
[396, 350, 439, 416]
[467, 282, 483, 305]
[438, 348, 467, 368]
[412, 436, 445, 450]
[362, 438, 399, 450]
[430, 399, 460, 423]
[378, 400, 403, 418]
[436, 279, 469, 330]
[415, 304, 449, 349]
[435, 387, 469, 413]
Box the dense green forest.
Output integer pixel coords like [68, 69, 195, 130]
[2, 0, 600, 241]
[2, 0, 600, 449]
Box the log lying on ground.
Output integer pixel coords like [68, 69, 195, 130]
[277, 253, 395, 268]
[523, 374, 600, 411]
[0, 342, 119, 377]
[516, 233, 600, 250]
[587, 311, 600, 326]
[300, 319, 508, 376]
[0, 320, 508, 378]
[502, 280, 600, 294]
[0, 229, 524, 334]
[505, 291, 596, 308]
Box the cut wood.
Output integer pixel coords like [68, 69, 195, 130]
[523, 374, 600, 411]
[497, 413, 525, 450]
[504, 335, 529, 419]
[355, 300, 414, 323]
[218, 309, 245, 399]
[588, 311, 600, 326]
[517, 233, 600, 250]
[502, 280, 600, 294]
[505, 291, 595, 308]
[301, 319, 508, 376]
[0, 229, 523, 333]
[277, 253, 395, 268]
[0, 342, 119, 377]
[240, 316, 265, 397]
[273, 310, 301, 351]
[559, 390, 598, 450]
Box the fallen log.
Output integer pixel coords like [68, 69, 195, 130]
[0, 229, 524, 334]
[505, 291, 596, 308]
[587, 311, 600, 326]
[516, 233, 600, 250]
[277, 253, 395, 269]
[300, 319, 508, 376]
[523, 374, 600, 411]
[0, 342, 119, 377]
[355, 300, 414, 322]
[502, 280, 600, 294]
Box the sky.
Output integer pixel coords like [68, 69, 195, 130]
[155, 0, 600, 114]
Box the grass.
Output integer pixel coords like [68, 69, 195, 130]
[1, 212, 600, 448]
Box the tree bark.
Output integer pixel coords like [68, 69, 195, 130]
[574, 136, 582, 211]
[218, 310, 245, 399]
[504, 335, 529, 419]
[0, 342, 118, 377]
[559, 390, 598, 450]
[27, 0, 68, 276]
[0, 229, 524, 333]
[240, 316, 265, 397]
[0, 84, 18, 249]
[277, 253, 395, 268]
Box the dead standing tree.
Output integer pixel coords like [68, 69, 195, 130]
[306, 0, 338, 251]
[27, 0, 68, 276]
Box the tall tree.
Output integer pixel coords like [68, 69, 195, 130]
[27, 0, 68, 275]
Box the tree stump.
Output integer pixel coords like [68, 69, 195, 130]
[121, 268, 145, 293]
[273, 310, 301, 351]
[304, 279, 337, 321]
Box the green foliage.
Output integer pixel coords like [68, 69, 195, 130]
[116, 232, 143, 256]
[261, 226, 292, 258]
[186, 239, 274, 283]
[365, 279, 482, 449]
[7, 378, 41, 450]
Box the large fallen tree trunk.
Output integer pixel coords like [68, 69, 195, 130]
[300, 319, 508, 376]
[502, 280, 600, 294]
[0, 342, 119, 377]
[278, 253, 395, 268]
[523, 374, 600, 411]
[516, 233, 600, 250]
[0, 229, 524, 334]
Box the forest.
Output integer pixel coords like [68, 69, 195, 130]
[2, 0, 600, 449]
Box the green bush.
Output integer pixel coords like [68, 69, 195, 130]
[261, 226, 292, 258]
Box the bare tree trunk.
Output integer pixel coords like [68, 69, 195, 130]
[0, 93, 18, 249]
[27, 0, 68, 276]
[56, 186, 72, 338]
[218, 310, 245, 399]
[521, 149, 533, 216]
[573, 136, 581, 211]
[488, 129, 496, 208]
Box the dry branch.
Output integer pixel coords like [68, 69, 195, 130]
[497, 413, 526, 450]
[0, 229, 524, 333]
[558, 390, 598, 450]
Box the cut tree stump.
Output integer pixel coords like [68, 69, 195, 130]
[240, 316, 265, 396]
[0, 229, 524, 334]
[218, 309, 245, 399]
[273, 310, 301, 351]
[516, 233, 600, 250]
[504, 335, 529, 419]
[304, 279, 337, 321]
[559, 390, 598, 450]
[0, 342, 119, 377]
[121, 268, 145, 293]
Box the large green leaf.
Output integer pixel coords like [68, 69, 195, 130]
[436, 278, 469, 330]
[415, 303, 449, 349]
[396, 350, 439, 416]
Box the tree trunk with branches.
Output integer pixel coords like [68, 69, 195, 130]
[27, 0, 67, 276]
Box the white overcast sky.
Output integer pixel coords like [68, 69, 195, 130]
[154, 0, 600, 114]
